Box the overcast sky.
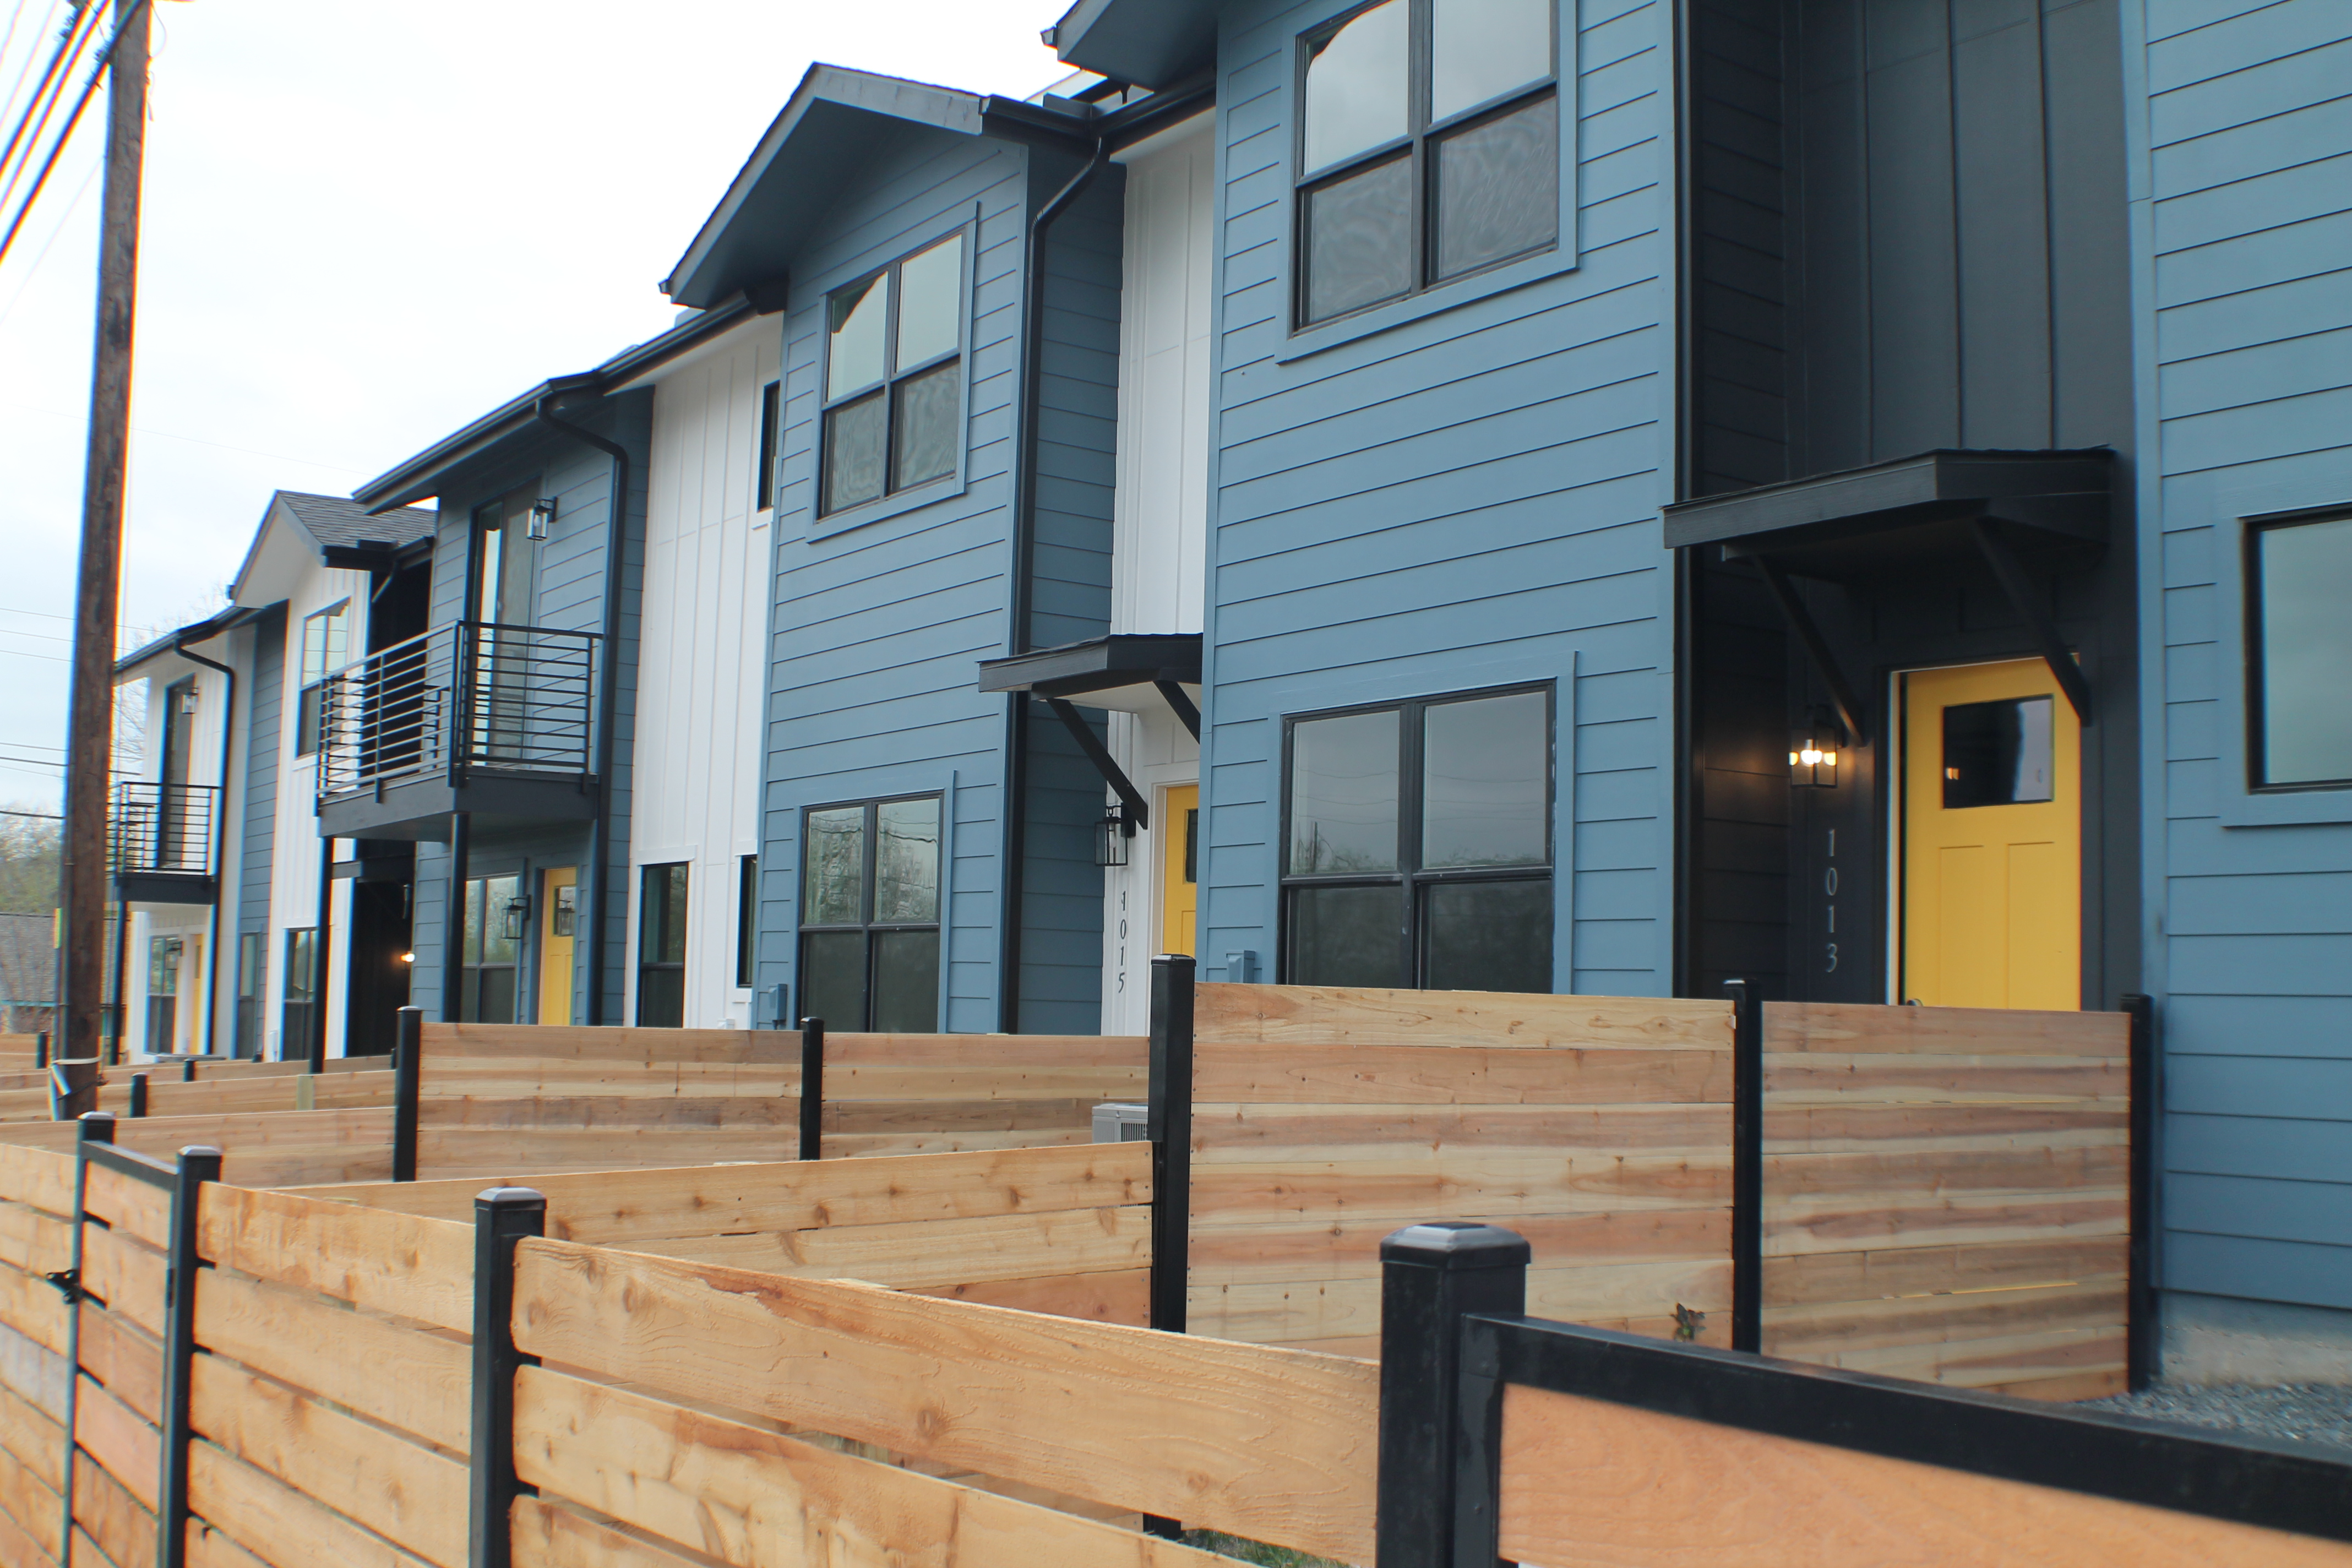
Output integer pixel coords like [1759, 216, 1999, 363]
[0, 0, 1073, 808]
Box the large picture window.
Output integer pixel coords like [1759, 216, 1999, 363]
[820, 231, 967, 515]
[2248, 514, 2352, 791]
[293, 600, 350, 755]
[638, 863, 689, 1027]
[799, 794, 941, 1032]
[1282, 685, 1553, 992]
[1295, 0, 1558, 327]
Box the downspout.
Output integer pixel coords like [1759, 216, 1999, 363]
[172, 632, 236, 1055]
[998, 123, 1112, 1033]
[533, 394, 630, 1027]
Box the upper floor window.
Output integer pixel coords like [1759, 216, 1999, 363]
[293, 600, 350, 756]
[2249, 513, 2352, 790]
[756, 381, 781, 513]
[1296, 0, 1559, 327]
[799, 794, 941, 1032]
[1282, 685, 1553, 992]
[820, 231, 967, 515]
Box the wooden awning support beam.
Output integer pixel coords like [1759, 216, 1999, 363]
[1753, 556, 1871, 747]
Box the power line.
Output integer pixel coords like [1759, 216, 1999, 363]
[0, 0, 100, 225]
[0, 807, 62, 819]
[0, 5, 69, 152]
[0, 1, 129, 271]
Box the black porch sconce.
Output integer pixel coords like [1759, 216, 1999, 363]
[1095, 801, 1141, 867]
[1789, 708, 1843, 789]
[526, 498, 557, 541]
[503, 895, 532, 940]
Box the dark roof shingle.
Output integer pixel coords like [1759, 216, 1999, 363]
[277, 491, 435, 551]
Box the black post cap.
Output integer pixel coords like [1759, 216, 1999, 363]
[474, 1186, 548, 1213]
[1380, 1221, 1533, 1268]
[78, 1110, 116, 1141]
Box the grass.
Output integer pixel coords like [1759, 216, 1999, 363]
[1180, 1529, 1351, 1568]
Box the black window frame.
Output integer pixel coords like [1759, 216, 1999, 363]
[816, 227, 970, 518]
[280, 926, 318, 1061]
[1278, 681, 1556, 989]
[796, 792, 944, 1032]
[1292, 0, 1562, 330]
[637, 862, 690, 1027]
[234, 931, 265, 1058]
[756, 381, 781, 512]
[2245, 510, 2352, 793]
[456, 873, 522, 1024]
[735, 853, 758, 990]
[293, 598, 352, 756]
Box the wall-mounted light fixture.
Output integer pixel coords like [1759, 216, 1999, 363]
[178, 687, 199, 715]
[1789, 708, 1843, 789]
[399, 951, 416, 965]
[503, 896, 532, 940]
[1094, 802, 1139, 867]
[526, 498, 557, 541]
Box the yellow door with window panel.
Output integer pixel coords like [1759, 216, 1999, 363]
[1159, 786, 1199, 957]
[1902, 660, 2079, 1010]
[538, 866, 578, 1025]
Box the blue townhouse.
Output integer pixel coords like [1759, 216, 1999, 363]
[237, 0, 2349, 1378]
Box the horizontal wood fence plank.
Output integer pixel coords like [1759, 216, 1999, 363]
[1763, 1146, 2126, 1199]
[301, 1143, 1150, 1243]
[1762, 1238, 2128, 1308]
[511, 1241, 1378, 1562]
[1195, 1046, 1731, 1106]
[77, 1306, 161, 1426]
[1763, 1104, 2127, 1152]
[1188, 1150, 1730, 1218]
[1496, 1383, 2344, 1567]
[81, 1227, 167, 1339]
[1194, 1105, 1735, 1163]
[1763, 1281, 2127, 1357]
[418, 1096, 796, 1129]
[92, 1162, 185, 1244]
[625, 1204, 1151, 1291]
[138, 1071, 397, 1119]
[75, 1370, 160, 1511]
[0, 1370, 63, 1490]
[909, 1267, 1152, 1326]
[1188, 1259, 1734, 1348]
[823, 1099, 1114, 1135]
[198, 1186, 472, 1333]
[511, 1495, 706, 1567]
[1764, 1191, 2128, 1257]
[1763, 1058, 2125, 1104]
[0, 1261, 68, 1354]
[411, 1128, 796, 1175]
[0, 1146, 74, 1219]
[1197, 984, 1735, 1050]
[415, 1063, 798, 1098]
[0, 1464, 59, 1564]
[190, 1351, 469, 1567]
[1763, 1001, 2131, 1058]
[422, 1022, 802, 1064]
[0, 1204, 68, 1277]
[188, 1436, 434, 1568]
[194, 1267, 470, 1453]
[1189, 1208, 1729, 1281]
[820, 1131, 1098, 1159]
[72, 1442, 156, 1568]
[1785, 1324, 2130, 1397]
[0, 1319, 68, 1419]
[186, 1517, 273, 1568]
[515, 1368, 1232, 1568]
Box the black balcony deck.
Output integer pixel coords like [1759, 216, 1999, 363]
[314, 620, 601, 840]
[111, 781, 219, 904]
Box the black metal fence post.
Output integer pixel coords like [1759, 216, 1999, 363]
[797, 1017, 824, 1162]
[393, 1005, 423, 1183]
[128, 1071, 148, 1119]
[2121, 992, 2158, 1391]
[34, 1031, 46, 1069]
[1723, 977, 1762, 1353]
[158, 1142, 223, 1568]
[1376, 1221, 1529, 1568]
[470, 1186, 545, 1568]
[58, 1114, 112, 1555]
[1146, 954, 1194, 1337]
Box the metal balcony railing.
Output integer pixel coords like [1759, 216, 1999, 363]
[111, 781, 219, 877]
[315, 620, 600, 801]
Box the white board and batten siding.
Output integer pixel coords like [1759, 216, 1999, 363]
[627, 318, 783, 1028]
[1099, 113, 1213, 1035]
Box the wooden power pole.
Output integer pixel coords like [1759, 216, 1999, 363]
[56, 0, 153, 1116]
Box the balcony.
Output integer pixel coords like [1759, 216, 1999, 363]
[111, 781, 219, 903]
[315, 620, 601, 840]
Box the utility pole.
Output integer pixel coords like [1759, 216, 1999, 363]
[56, 0, 153, 1117]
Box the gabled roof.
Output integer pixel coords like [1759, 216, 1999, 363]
[661, 63, 1091, 309]
[275, 492, 435, 553]
[1048, 0, 1219, 91]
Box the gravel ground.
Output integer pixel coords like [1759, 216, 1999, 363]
[2081, 1383, 2352, 1452]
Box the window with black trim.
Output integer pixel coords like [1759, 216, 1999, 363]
[820, 231, 967, 515]
[1295, 0, 1559, 328]
[293, 600, 350, 755]
[1282, 685, 1553, 992]
[638, 863, 688, 1027]
[458, 874, 521, 1023]
[280, 927, 318, 1059]
[235, 932, 265, 1058]
[756, 382, 781, 512]
[2248, 512, 2352, 790]
[799, 794, 941, 1032]
[736, 853, 758, 989]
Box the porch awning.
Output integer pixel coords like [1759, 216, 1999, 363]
[977, 633, 1202, 738]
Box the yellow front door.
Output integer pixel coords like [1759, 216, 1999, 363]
[1159, 785, 1199, 957]
[1902, 660, 2080, 1009]
[537, 866, 578, 1025]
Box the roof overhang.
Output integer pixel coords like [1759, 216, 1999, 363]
[1661, 448, 2112, 581]
[113, 607, 253, 685]
[1048, 0, 1219, 90]
[978, 633, 1202, 721]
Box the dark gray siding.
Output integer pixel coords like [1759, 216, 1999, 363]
[2137, 0, 2352, 1314]
[758, 125, 1032, 1033]
[1201, 0, 1676, 994]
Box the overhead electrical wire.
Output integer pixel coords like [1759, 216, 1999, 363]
[0, 0, 141, 271]
[0, 0, 101, 221]
[0, 3, 70, 148]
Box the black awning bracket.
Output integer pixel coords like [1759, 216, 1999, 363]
[1154, 679, 1202, 741]
[1044, 696, 1149, 831]
[1754, 557, 1871, 747]
[1970, 518, 2094, 726]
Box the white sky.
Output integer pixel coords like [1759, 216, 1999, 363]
[0, 0, 1074, 808]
